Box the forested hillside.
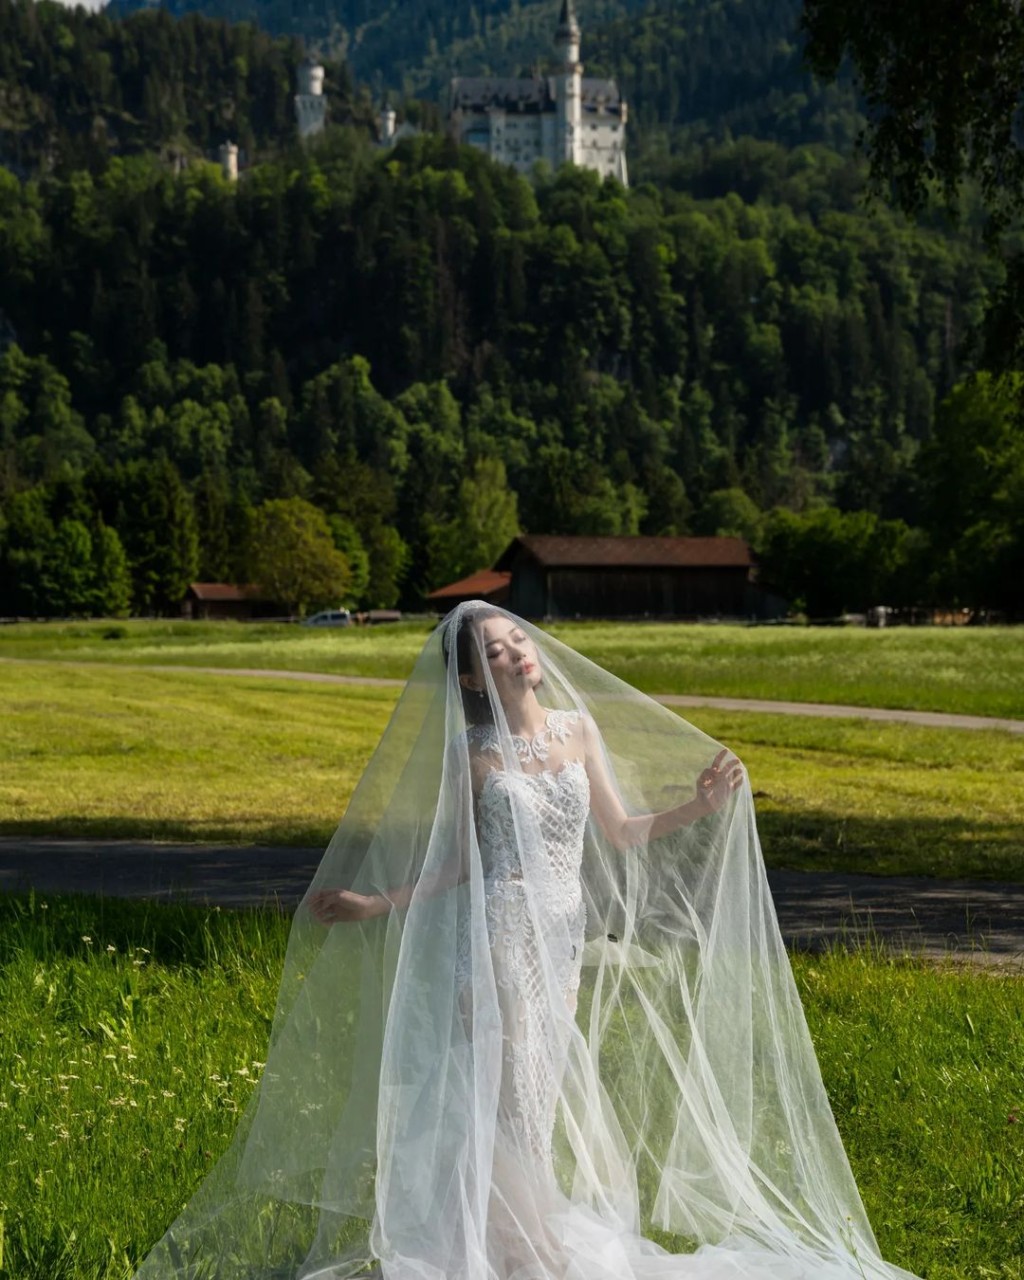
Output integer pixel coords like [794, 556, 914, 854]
[2, 124, 1019, 618]
[0, 0, 1020, 620]
[0, 0, 368, 176]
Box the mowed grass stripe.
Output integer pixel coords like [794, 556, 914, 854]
[2, 663, 1022, 880]
[1, 619, 1022, 718]
[0, 662, 394, 847]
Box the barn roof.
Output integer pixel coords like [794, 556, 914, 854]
[495, 536, 753, 570]
[186, 582, 265, 601]
[426, 569, 512, 601]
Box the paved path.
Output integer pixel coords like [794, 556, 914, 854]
[4, 657, 1022, 733]
[2, 837, 1022, 967]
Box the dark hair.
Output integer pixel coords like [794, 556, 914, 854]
[445, 603, 504, 726]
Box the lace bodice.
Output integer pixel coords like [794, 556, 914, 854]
[469, 713, 589, 914]
[457, 712, 591, 1173]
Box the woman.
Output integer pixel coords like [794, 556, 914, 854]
[133, 603, 918, 1280]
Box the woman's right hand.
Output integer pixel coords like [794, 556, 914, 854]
[308, 888, 387, 924]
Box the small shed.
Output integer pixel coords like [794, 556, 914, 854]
[426, 569, 512, 613]
[493, 535, 768, 619]
[181, 583, 280, 621]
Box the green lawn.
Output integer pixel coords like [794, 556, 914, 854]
[3, 661, 1022, 879]
[0, 893, 1020, 1280]
[2, 617, 1022, 718]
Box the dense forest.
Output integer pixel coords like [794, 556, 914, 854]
[0, 0, 1020, 618]
[0, 0, 369, 175]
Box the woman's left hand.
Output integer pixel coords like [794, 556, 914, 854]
[695, 749, 744, 813]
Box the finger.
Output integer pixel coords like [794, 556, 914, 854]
[712, 748, 729, 770]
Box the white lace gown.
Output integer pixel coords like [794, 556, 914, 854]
[465, 713, 590, 1179]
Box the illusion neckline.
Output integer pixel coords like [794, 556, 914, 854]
[479, 757, 588, 794]
[477, 707, 578, 767]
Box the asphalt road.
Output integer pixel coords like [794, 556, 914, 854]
[2, 836, 1022, 967]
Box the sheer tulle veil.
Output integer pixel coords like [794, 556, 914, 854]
[132, 602, 918, 1280]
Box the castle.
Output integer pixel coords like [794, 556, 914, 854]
[448, 0, 628, 185]
[286, 2, 627, 184]
[295, 57, 327, 140]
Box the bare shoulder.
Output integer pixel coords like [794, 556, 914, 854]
[576, 710, 603, 759]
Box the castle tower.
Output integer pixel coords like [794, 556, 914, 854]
[295, 57, 327, 140]
[379, 99, 397, 145]
[553, 0, 582, 166]
[218, 140, 238, 182]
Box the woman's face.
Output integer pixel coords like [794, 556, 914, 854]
[466, 615, 542, 702]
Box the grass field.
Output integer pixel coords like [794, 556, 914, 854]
[3, 623, 1023, 1278]
[0, 892, 1020, 1280]
[2, 661, 1022, 879]
[2, 618, 1022, 718]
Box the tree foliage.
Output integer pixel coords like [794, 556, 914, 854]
[248, 496, 352, 615]
[802, 0, 1024, 229]
[758, 505, 918, 617]
[801, 0, 1024, 370]
[0, 11, 1017, 617]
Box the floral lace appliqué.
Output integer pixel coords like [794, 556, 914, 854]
[472, 708, 578, 767]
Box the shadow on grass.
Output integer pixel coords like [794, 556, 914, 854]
[0, 814, 333, 847]
[758, 809, 1024, 882]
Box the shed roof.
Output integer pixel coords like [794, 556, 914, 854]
[495, 536, 753, 570]
[426, 569, 512, 601]
[186, 582, 265, 601]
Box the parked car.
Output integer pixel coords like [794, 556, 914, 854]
[301, 609, 351, 627]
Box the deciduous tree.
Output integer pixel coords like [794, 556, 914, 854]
[249, 496, 352, 616]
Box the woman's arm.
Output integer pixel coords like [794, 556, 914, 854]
[308, 847, 473, 924]
[310, 744, 481, 926]
[583, 717, 744, 852]
[308, 883, 412, 924]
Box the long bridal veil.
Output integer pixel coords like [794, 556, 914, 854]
[133, 603, 917, 1280]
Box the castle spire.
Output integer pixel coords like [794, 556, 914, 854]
[555, 0, 581, 65]
[556, 0, 580, 36]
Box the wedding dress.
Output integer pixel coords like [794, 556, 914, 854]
[131, 603, 920, 1280]
[459, 714, 589, 1175]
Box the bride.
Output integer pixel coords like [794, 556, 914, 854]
[132, 602, 919, 1280]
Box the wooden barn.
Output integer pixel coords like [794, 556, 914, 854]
[491, 535, 772, 620]
[181, 583, 281, 621]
